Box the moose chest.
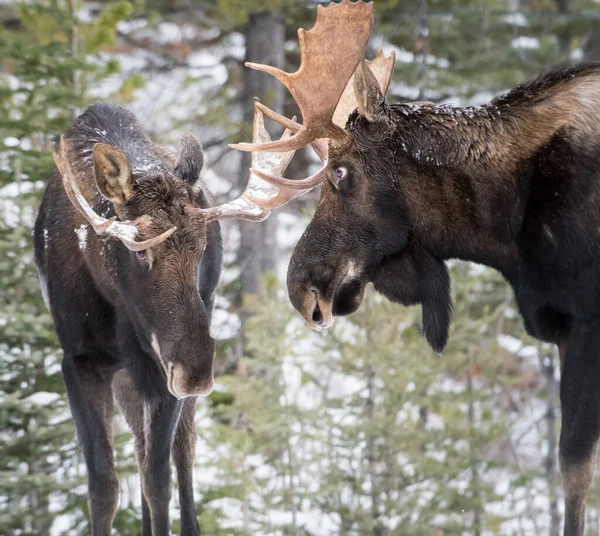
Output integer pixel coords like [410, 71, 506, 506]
[512, 249, 600, 343]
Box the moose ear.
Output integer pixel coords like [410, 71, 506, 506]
[353, 58, 385, 122]
[420, 257, 452, 354]
[174, 132, 204, 184]
[93, 143, 133, 206]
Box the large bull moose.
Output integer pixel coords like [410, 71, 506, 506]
[34, 102, 303, 534]
[232, 1, 600, 534]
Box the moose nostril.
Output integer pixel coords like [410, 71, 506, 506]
[312, 301, 323, 324]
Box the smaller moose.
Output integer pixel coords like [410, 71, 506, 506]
[34, 102, 303, 535]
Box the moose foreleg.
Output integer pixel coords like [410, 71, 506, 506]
[559, 322, 600, 536]
[62, 352, 118, 536]
[141, 396, 184, 536]
[173, 397, 201, 535]
[113, 371, 153, 536]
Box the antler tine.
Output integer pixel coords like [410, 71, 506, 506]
[230, 0, 374, 154]
[198, 104, 298, 222]
[249, 165, 328, 193]
[54, 136, 117, 234]
[53, 136, 176, 252]
[371, 48, 396, 96]
[199, 100, 331, 222]
[117, 219, 176, 251]
[245, 180, 319, 210]
[249, 102, 329, 162]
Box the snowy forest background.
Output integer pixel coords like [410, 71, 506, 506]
[1, 0, 600, 534]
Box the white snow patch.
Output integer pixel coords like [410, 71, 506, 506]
[3, 136, 19, 147]
[511, 36, 539, 50]
[210, 307, 240, 340]
[24, 391, 60, 405]
[501, 12, 529, 27]
[116, 18, 148, 35]
[519, 345, 539, 359]
[497, 334, 522, 354]
[390, 81, 421, 100]
[467, 262, 488, 276]
[571, 47, 584, 61]
[75, 224, 88, 250]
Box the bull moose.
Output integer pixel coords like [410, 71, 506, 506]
[231, 1, 600, 534]
[33, 101, 300, 534]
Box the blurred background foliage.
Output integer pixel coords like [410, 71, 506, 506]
[0, 0, 597, 534]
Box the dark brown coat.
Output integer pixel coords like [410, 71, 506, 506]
[34, 103, 222, 535]
[286, 63, 600, 536]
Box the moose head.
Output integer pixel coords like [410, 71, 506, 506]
[231, 0, 451, 352]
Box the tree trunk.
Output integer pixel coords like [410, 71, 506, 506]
[583, 24, 600, 63]
[236, 10, 285, 358]
[28, 446, 52, 534]
[365, 296, 382, 536]
[416, 0, 429, 100]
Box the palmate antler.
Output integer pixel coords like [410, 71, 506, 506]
[53, 136, 176, 251]
[228, 0, 395, 201]
[247, 52, 396, 188]
[230, 0, 375, 154]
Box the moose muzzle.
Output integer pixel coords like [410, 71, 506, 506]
[151, 332, 214, 399]
[168, 362, 214, 399]
[288, 258, 368, 333]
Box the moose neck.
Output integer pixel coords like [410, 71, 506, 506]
[390, 99, 568, 282]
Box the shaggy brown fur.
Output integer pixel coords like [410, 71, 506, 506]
[287, 63, 600, 536]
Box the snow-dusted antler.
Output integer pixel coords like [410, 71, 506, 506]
[54, 136, 176, 251]
[198, 102, 326, 222]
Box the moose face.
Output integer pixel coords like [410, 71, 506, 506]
[286, 111, 452, 353]
[96, 139, 218, 398]
[61, 134, 220, 398]
[97, 140, 217, 398]
[286, 124, 410, 328]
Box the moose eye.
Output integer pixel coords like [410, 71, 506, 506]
[136, 250, 147, 262]
[336, 166, 348, 182]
